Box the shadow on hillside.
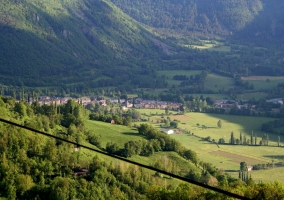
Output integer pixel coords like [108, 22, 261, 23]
[224, 170, 238, 173]
[204, 113, 280, 143]
[264, 155, 284, 160]
[121, 132, 141, 137]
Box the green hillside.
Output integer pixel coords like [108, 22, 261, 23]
[1, 0, 284, 92]
[110, 0, 262, 36]
[0, 0, 164, 86]
[111, 0, 284, 46]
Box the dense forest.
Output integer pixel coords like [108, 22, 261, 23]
[110, 0, 262, 37]
[110, 0, 284, 46]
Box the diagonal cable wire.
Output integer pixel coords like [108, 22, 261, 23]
[0, 117, 250, 200]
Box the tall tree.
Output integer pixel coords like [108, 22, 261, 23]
[251, 131, 253, 145]
[230, 131, 235, 144]
[255, 134, 257, 146]
[217, 120, 222, 128]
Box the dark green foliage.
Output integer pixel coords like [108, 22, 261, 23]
[240, 161, 248, 171]
[0, 0, 163, 87]
[111, 0, 264, 37]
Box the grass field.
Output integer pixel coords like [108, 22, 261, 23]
[86, 120, 145, 148]
[235, 92, 268, 101]
[242, 76, 284, 91]
[133, 109, 284, 181]
[204, 74, 235, 92]
[135, 111, 279, 144]
[153, 71, 281, 101]
[184, 40, 231, 52]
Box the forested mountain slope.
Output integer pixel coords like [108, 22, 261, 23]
[111, 0, 284, 44]
[0, 0, 164, 86]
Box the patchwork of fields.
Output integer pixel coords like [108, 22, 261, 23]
[134, 110, 284, 182]
[154, 70, 284, 101]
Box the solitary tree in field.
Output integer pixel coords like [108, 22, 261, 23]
[217, 120, 222, 128]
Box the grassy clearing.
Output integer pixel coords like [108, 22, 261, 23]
[138, 108, 178, 116]
[242, 76, 284, 91]
[86, 120, 144, 148]
[204, 74, 234, 92]
[250, 167, 284, 183]
[157, 70, 201, 79]
[181, 113, 279, 144]
[183, 40, 231, 52]
[235, 92, 267, 101]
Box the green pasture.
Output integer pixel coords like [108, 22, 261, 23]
[138, 108, 178, 116]
[242, 76, 284, 91]
[86, 120, 144, 148]
[230, 166, 284, 183]
[180, 113, 280, 144]
[134, 110, 281, 145]
[184, 40, 231, 52]
[204, 74, 235, 92]
[250, 167, 284, 183]
[235, 92, 267, 101]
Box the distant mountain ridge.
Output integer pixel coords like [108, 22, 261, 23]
[110, 0, 284, 43]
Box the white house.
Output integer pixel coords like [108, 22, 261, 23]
[160, 128, 174, 134]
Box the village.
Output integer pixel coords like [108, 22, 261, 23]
[33, 96, 183, 110]
[31, 95, 284, 115]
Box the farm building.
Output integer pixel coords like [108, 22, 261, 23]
[160, 128, 174, 134]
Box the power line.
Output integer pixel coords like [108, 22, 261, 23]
[0, 117, 250, 200]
